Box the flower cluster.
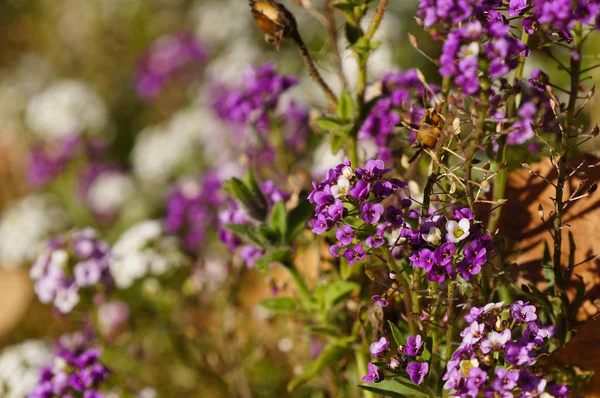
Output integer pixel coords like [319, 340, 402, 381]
[404, 207, 493, 283]
[363, 335, 429, 386]
[526, 0, 600, 39]
[441, 20, 525, 95]
[25, 79, 109, 141]
[443, 301, 570, 397]
[135, 32, 209, 99]
[30, 229, 113, 313]
[29, 336, 110, 398]
[165, 173, 224, 253]
[0, 340, 52, 398]
[360, 70, 428, 162]
[110, 220, 185, 289]
[417, 0, 498, 32]
[308, 158, 408, 265]
[218, 180, 289, 268]
[212, 62, 297, 133]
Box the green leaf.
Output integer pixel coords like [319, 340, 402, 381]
[387, 320, 407, 347]
[340, 255, 353, 280]
[323, 280, 359, 307]
[569, 275, 586, 323]
[258, 297, 300, 314]
[423, 335, 433, 363]
[223, 224, 265, 248]
[317, 116, 344, 131]
[309, 326, 341, 338]
[542, 241, 555, 289]
[338, 89, 355, 121]
[359, 379, 428, 398]
[242, 170, 268, 220]
[254, 248, 292, 271]
[269, 201, 287, 243]
[285, 200, 312, 244]
[288, 344, 348, 391]
[565, 231, 576, 282]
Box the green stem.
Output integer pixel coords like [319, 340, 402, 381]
[554, 23, 582, 344]
[488, 30, 530, 233]
[286, 264, 313, 304]
[364, 0, 389, 41]
[441, 282, 456, 398]
[380, 248, 417, 335]
[464, 90, 490, 212]
[421, 76, 452, 218]
[355, 350, 376, 398]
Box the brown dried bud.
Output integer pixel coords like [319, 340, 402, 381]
[249, 1, 298, 49]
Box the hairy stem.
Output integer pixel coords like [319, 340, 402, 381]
[364, 0, 389, 41]
[291, 34, 338, 107]
[325, 0, 348, 89]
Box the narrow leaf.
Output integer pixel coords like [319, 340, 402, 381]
[287, 344, 348, 391]
[338, 89, 354, 121]
[258, 297, 300, 314]
[387, 320, 407, 347]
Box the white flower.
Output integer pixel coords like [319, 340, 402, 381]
[445, 218, 471, 243]
[421, 227, 442, 245]
[25, 79, 108, 141]
[54, 285, 80, 313]
[331, 176, 350, 198]
[0, 340, 51, 398]
[0, 195, 69, 269]
[459, 359, 479, 378]
[459, 42, 480, 59]
[341, 166, 354, 180]
[483, 301, 504, 314]
[110, 220, 184, 289]
[87, 172, 135, 214]
[132, 108, 209, 185]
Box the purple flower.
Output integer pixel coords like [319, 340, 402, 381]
[434, 242, 455, 265]
[465, 367, 487, 396]
[344, 244, 366, 265]
[336, 224, 355, 246]
[371, 295, 388, 307]
[405, 335, 424, 356]
[369, 337, 390, 356]
[518, 368, 547, 394]
[356, 159, 389, 182]
[240, 245, 264, 269]
[406, 362, 428, 385]
[311, 214, 331, 234]
[508, 0, 528, 16]
[135, 32, 209, 99]
[453, 207, 473, 221]
[464, 239, 488, 267]
[457, 259, 481, 281]
[461, 321, 485, 345]
[411, 248, 436, 272]
[362, 363, 381, 383]
[480, 329, 511, 353]
[348, 180, 371, 200]
[529, 69, 549, 93]
[510, 300, 538, 323]
[464, 306, 484, 323]
[505, 340, 536, 367]
[27, 136, 81, 188]
[328, 199, 345, 221]
[491, 367, 519, 393]
[365, 229, 386, 249]
[427, 262, 452, 283]
[361, 202, 384, 224]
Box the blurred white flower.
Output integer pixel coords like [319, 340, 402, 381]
[0, 340, 51, 398]
[110, 220, 184, 289]
[87, 172, 136, 215]
[132, 108, 207, 184]
[25, 79, 109, 141]
[0, 195, 69, 269]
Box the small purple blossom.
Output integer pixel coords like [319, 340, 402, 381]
[369, 337, 390, 356]
[362, 363, 381, 383]
[406, 362, 428, 385]
[405, 335, 424, 356]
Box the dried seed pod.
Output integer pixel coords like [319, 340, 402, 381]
[249, 0, 298, 49]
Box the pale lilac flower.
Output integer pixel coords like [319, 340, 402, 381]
[369, 337, 390, 356]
